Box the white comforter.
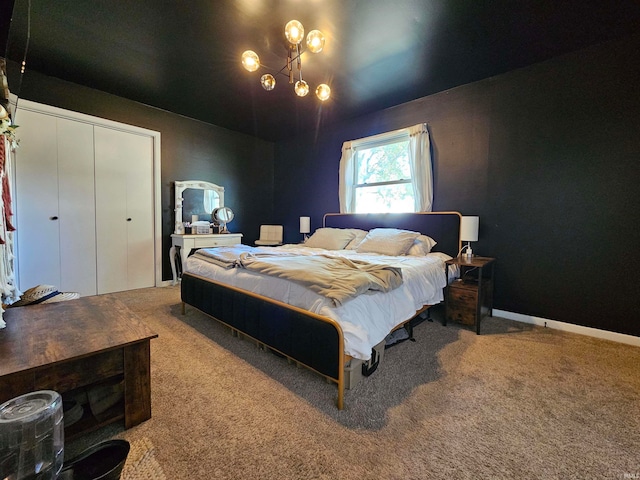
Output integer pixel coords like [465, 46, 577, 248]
[192, 246, 403, 306]
[185, 244, 451, 360]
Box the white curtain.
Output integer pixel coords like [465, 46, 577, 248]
[203, 189, 217, 214]
[408, 123, 433, 212]
[338, 142, 354, 213]
[338, 123, 433, 213]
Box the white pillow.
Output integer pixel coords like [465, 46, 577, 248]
[355, 228, 420, 256]
[344, 229, 368, 250]
[304, 228, 355, 250]
[407, 235, 438, 256]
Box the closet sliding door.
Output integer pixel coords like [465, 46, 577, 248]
[14, 110, 97, 296]
[14, 100, 160, 297]
[94, 126, 154, 294]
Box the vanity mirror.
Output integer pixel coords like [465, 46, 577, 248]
[213, 207, 234, 233]
[174, 181, 224, 234]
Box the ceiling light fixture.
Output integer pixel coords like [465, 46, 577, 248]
[241, 20, 331, 101]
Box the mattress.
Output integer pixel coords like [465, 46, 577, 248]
[185, 245, 452, 360]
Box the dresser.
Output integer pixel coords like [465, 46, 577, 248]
[170, 233, 243, 284]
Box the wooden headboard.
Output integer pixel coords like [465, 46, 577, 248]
[323, 212, 462, 257]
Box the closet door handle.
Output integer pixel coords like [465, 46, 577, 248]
[127, 218, 132, 222]
[50, 216, 59, 221]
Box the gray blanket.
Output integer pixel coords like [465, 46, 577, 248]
[192, 246, 403, 306]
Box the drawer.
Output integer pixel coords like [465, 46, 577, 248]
[193, 236, 240, 247]
[194, 237, 221, 247]
[446, 288, 477, 326]
[446, 307, 476, 326]
[446, 279, 492, 326]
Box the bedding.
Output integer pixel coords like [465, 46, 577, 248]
[192, 246, 404, 306]
[303, 227, 356, 250]
[407, 234, 438, 256]
[355, 228, 420, 256]
[187, 244, 451, 360]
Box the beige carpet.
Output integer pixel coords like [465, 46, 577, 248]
[122, 437, 166, 480]
[67, 285, 640, 479]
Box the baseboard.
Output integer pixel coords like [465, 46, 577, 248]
[494, 309, 640, 348]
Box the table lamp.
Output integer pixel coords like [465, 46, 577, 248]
[300, 216, 310, 242]
[460, 216, 479, 258]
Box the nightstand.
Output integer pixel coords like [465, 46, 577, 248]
[444, 256, 496, 334]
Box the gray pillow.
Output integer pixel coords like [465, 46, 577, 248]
[356, 228, 420, 256]
[304, 228, 356, 250]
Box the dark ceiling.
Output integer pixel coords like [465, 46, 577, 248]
[3, 0, 640, 142]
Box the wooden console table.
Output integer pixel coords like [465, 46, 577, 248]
[170, 232, 243, 284]
[0, 296, 158, 439]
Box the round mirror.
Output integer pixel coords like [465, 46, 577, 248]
[213, 207, 234, 233]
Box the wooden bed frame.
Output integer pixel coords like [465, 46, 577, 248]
[181, 212, 461, 409]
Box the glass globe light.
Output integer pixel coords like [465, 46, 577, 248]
[285, 20, 304, 45]
[241, 50, 260, 72]
[315, 84, 331, 101]
[306, 30, 325, 54]
[295, 80, 309, 97]
[260, 74, 276, 91]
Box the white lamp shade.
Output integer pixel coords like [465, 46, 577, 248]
[299, 216, 310, 234]
[460, 216, 479, 242]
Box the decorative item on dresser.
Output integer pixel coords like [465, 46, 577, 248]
[444, 255, 496, 334]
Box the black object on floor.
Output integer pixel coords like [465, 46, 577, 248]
[58, 439, 130, 480]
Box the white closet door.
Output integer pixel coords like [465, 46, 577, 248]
[15, 110, 96, 296]
[94, 126, 154, 294]
[15, 110, 61, 291]
[56, 118, 97, 295]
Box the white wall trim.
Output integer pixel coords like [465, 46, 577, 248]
[494, 309, 640, 347]
[12, 98, 163, 289]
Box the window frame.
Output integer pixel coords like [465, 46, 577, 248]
[352, 129, 413, 213]
[339, 123, 432, 214]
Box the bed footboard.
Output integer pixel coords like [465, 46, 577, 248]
[181, 272, 346, 409]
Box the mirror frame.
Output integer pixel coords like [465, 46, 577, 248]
[213, 206, 234, 233]
[174, 180, 224, 234]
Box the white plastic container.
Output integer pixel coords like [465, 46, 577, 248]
[0, 390, 64, 480]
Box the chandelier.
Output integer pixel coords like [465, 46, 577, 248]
[241, 20, 331, 101]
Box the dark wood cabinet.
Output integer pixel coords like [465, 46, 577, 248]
[445, 256, 496, 334]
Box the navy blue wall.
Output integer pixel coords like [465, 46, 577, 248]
[273, 36, 640, 336]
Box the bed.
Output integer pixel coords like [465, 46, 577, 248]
[180, 212, 461, 409]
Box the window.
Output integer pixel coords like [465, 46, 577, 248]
[339, 124, 433, 213]
[353, 134, 413, 213]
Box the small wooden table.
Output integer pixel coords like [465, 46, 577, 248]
[444, 256, 496, 334]
[0, 296, 158, 439]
